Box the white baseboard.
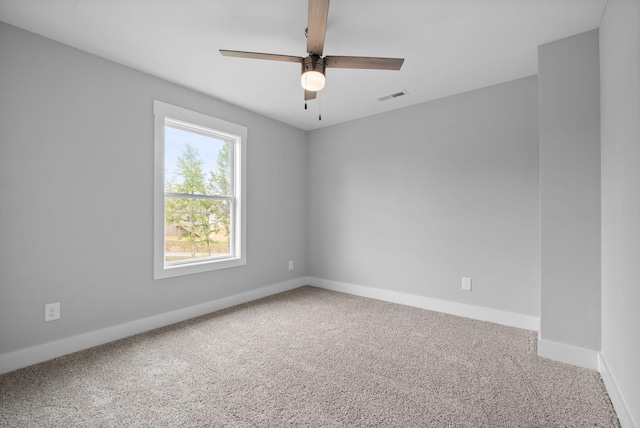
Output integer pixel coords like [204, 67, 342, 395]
[536, 336, 599, 370]
[599, 353, 638, 428]
[308, 277, 540, 332]
[0, 277, 308, 375]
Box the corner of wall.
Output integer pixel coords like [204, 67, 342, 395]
[536, 336, 599, 370]
[599, 353, 638, 428]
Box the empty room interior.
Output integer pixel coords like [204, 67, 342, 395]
[0, 0, 638, 426]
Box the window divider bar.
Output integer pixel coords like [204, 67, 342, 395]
[165, 192, 232, 201]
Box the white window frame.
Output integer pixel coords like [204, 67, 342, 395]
[153, 100, 247, 279]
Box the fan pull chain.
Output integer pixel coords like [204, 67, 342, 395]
[318, 93, 322, 121]
[304, 102, 307, 110]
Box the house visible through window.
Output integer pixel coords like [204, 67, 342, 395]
[153, 101, 246, 279]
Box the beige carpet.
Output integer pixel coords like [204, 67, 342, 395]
[0, 286, 620, 427]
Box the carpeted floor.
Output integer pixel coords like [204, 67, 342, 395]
[0, 286, 620, 427]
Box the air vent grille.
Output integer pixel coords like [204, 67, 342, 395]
[378, 90, 409, 102]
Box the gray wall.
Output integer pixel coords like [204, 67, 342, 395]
[0, 22, 308, 355]
[538, 30, 601, 351]
[600, 0, 640, 424]
[307, 77, 541, 317]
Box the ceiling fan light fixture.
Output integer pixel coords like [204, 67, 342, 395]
[301, 55, 326, 91]
[301, 70, 325, 91]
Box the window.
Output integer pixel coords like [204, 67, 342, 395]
[154, 100, 246, 279]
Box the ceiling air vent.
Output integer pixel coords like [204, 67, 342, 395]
[378, 90, 409, 102]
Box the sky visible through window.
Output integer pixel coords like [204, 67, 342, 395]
[164, 125, 225, 185]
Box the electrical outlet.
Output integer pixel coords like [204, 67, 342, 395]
[45, 303, 60, 322]
[288, 260, 294, 270]
[461, 277, 472, 291]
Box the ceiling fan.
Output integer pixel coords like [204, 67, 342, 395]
[219, 0, 405, 103]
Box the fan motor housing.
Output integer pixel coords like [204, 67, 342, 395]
[302, 55, 326, 75]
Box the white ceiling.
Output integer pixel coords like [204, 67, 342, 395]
[0, 0, 607, 131]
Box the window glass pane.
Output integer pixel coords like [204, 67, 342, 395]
[164, 123, 234, 264]
[164, 125, 231, 197]
[165, 197, 231, 263]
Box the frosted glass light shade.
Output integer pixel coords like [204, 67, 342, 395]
[301, 70, 325, 91]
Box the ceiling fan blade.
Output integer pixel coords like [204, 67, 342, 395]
[325, 56, 404, 70]
[305, 90, 317, 101]
[307, 0, 330, 56]
[219, 50, 302, 63]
